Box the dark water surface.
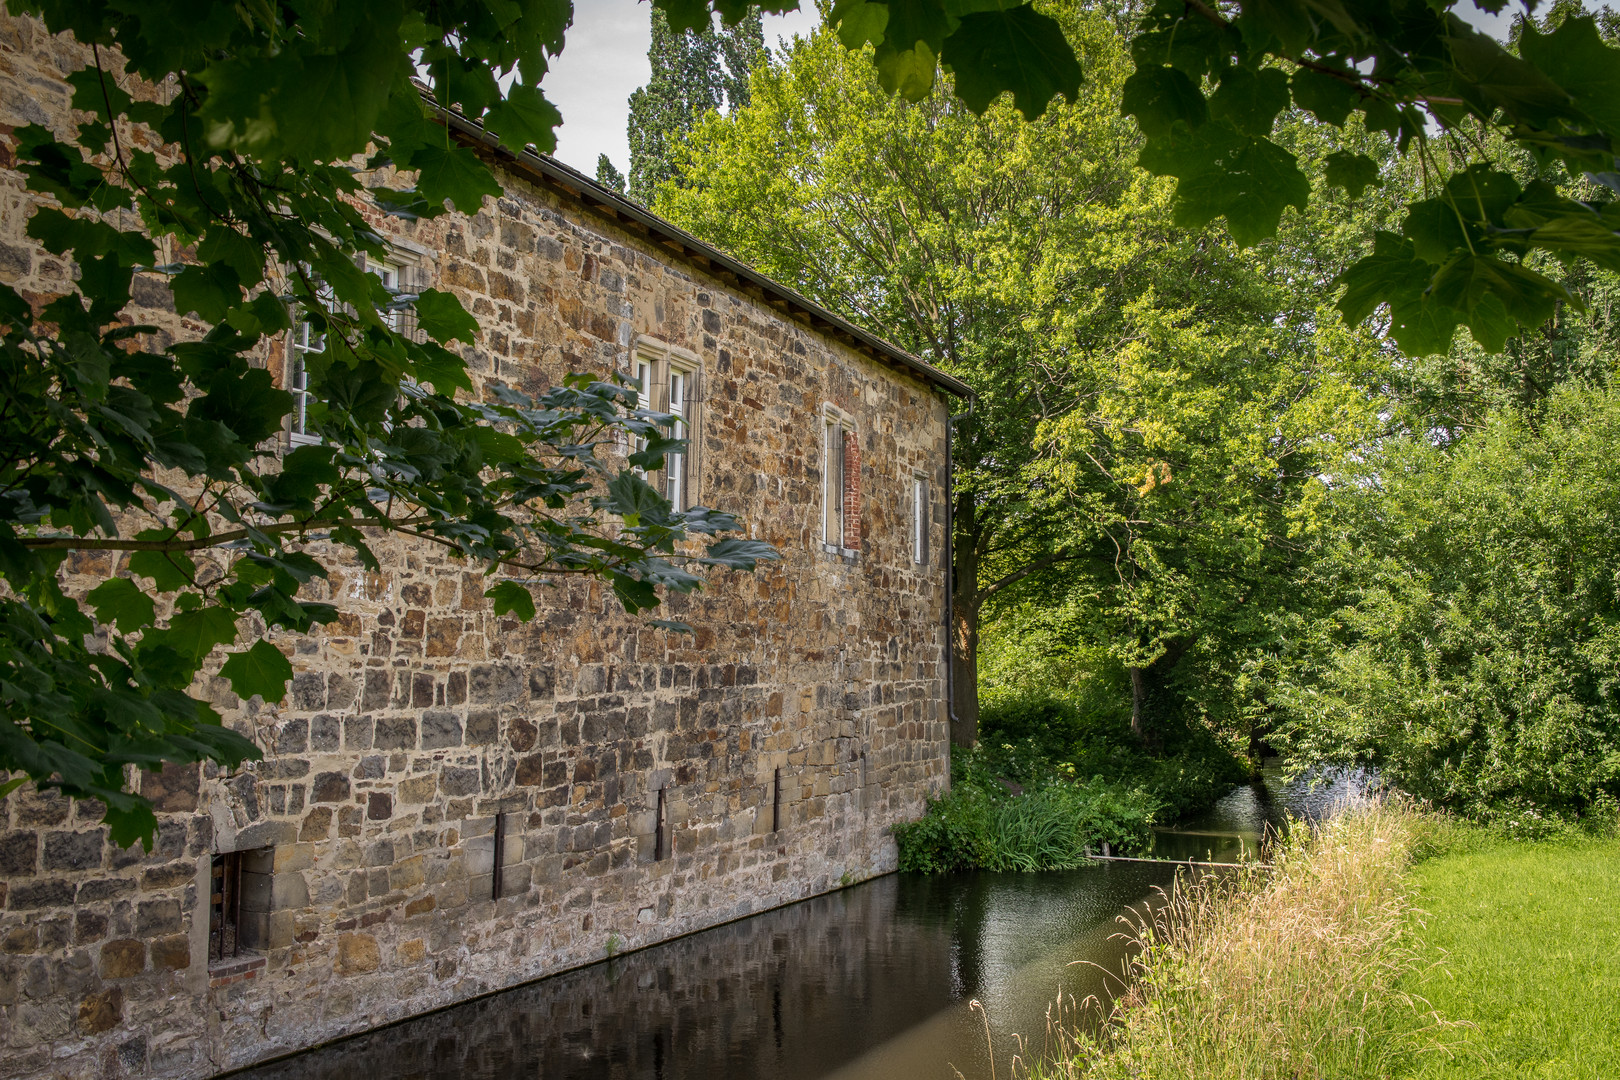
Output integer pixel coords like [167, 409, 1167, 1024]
[230, 862, 1179, 1080]
[234, 765, 1364, 1080]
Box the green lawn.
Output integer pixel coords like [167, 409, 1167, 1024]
[1399, 837, 1620, 1080]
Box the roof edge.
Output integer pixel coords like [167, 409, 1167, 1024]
[434, 108, 972, 400]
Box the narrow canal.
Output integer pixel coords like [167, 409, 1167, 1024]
[232, 764, 1356, 1080]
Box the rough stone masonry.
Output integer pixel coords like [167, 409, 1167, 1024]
[0, 9, 963, 1079]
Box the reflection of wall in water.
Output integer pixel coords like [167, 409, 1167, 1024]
[237, 876, 957, 1080]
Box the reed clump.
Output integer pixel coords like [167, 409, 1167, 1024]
[1030, 799, 1453, 1080]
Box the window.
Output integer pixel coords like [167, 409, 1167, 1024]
[631, 340, 701, 510]
[287, 256, 415, 446]
[912, 475, 930, 565]
[287, 310, 324, 445]
[822, 408, 859, 554]
[209, 850, 246, 961]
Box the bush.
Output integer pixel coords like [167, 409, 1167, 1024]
[979, 692, 1248, 823]
[893, 743, 1158, 874]
[1272, 385, 1620, 820]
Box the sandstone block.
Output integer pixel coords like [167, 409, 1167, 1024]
[42, 829, 105, 872]
[300, 807, 334, 842]
[420, 710, 462, 749]
[336, 933, 380, 976]
[77, 987, 122, 1034]
[311, 773, 350, 804]
[0, 831, 37, 876]
[150, 934, 190, 971]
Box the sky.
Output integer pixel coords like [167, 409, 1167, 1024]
[542, 2, 1562, 178]
[546, 2, 820, 176]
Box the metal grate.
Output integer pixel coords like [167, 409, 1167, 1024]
[492, 812, 506, 901]
[209, 851, 244, 962]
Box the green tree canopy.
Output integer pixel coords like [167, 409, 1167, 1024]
[1271, 383, 1620, 819]
[656, 8, 1400, 744]
[663, 0, 1620, 361]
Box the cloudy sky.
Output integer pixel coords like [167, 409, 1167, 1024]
[546, 2, 820, 175]
[543, 2, 1531, 178]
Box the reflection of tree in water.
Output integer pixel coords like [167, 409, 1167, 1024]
[235, 876, 953, 1080]
[236, 867, 1178, 1080]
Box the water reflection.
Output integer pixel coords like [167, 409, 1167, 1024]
[1148, 761, 1373, 863]
[231, 863, 1179, 1080]
[231, 765, 1369, 1080]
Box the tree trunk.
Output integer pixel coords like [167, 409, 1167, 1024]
[949, 487, 982, 748]
[951, 595, 981, 747]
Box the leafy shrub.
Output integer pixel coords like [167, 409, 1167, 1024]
[979, 692, 1248, 823]
[894, 744, 1158, 874]
[1273, 385, 1620, 820]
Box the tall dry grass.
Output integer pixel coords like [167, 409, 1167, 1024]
[1026, 799, 1454, 1080]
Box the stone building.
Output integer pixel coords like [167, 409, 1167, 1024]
[0, 10, 967, 1079]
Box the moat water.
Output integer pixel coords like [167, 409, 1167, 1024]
[232, 764, 1359, 1080]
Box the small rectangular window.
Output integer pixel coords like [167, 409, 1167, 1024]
[668, 368, 688, 510]
[210, 851, 245, 961]
[823, 418, 845, 547]
[287, 317, 322, 445]
[913, 476, 930, 565]
[288, 258, 410, 445]
[632, 348, 699, 510]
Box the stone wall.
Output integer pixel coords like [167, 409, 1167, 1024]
[0, 11, 953, 1079]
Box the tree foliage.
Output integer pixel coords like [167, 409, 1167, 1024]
[2, 0, 776, 845]
[1270, 384, 1620, 819]
[656, 8, 1400, 745]
[668, 0, 1620, 361]
[627, 6, 768, 202]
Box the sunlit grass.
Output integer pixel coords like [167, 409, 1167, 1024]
[1027, 799, 1451, 1080]
[1397, 835, 1620, 1080]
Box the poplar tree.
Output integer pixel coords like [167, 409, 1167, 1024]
[596, 153, 628, 193]
[628, 7, 768, 203]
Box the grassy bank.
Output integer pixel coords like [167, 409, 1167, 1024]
[1032, 801, 1439, 1079]
[1397, 834, 1620, 1079]
[1024, 806, 1620, 1080]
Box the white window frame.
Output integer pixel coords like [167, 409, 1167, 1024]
[630, 337, 701, 510]
[821, 404, 857, 557]
[912, 474, 930, 566]
[287, 255, 412, 447]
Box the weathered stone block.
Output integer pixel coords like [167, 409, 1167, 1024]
[397, 774, 438, 804]
[0, 831, 37, 876]
[299, 807, 333, 842]
[274, 719, 309, 755]
[374, 716, 417, 750]
[420, 710, 462, 749]
[42, 829, 105, 872]
[135, 900, 181, 937]
[72, 911, 107, 945]
[310, 772, 350, 804]
[440, 766, 481, 797]
[77, 987, 122, 1034]
[9, 879, 73, 910]
[343, 715, 374, 750]
[150, 934, 190, 972]
[309, 714, 341, 751]
[141, 861, 196, 890]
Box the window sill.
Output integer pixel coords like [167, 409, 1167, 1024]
[820, 542, 859, 561]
